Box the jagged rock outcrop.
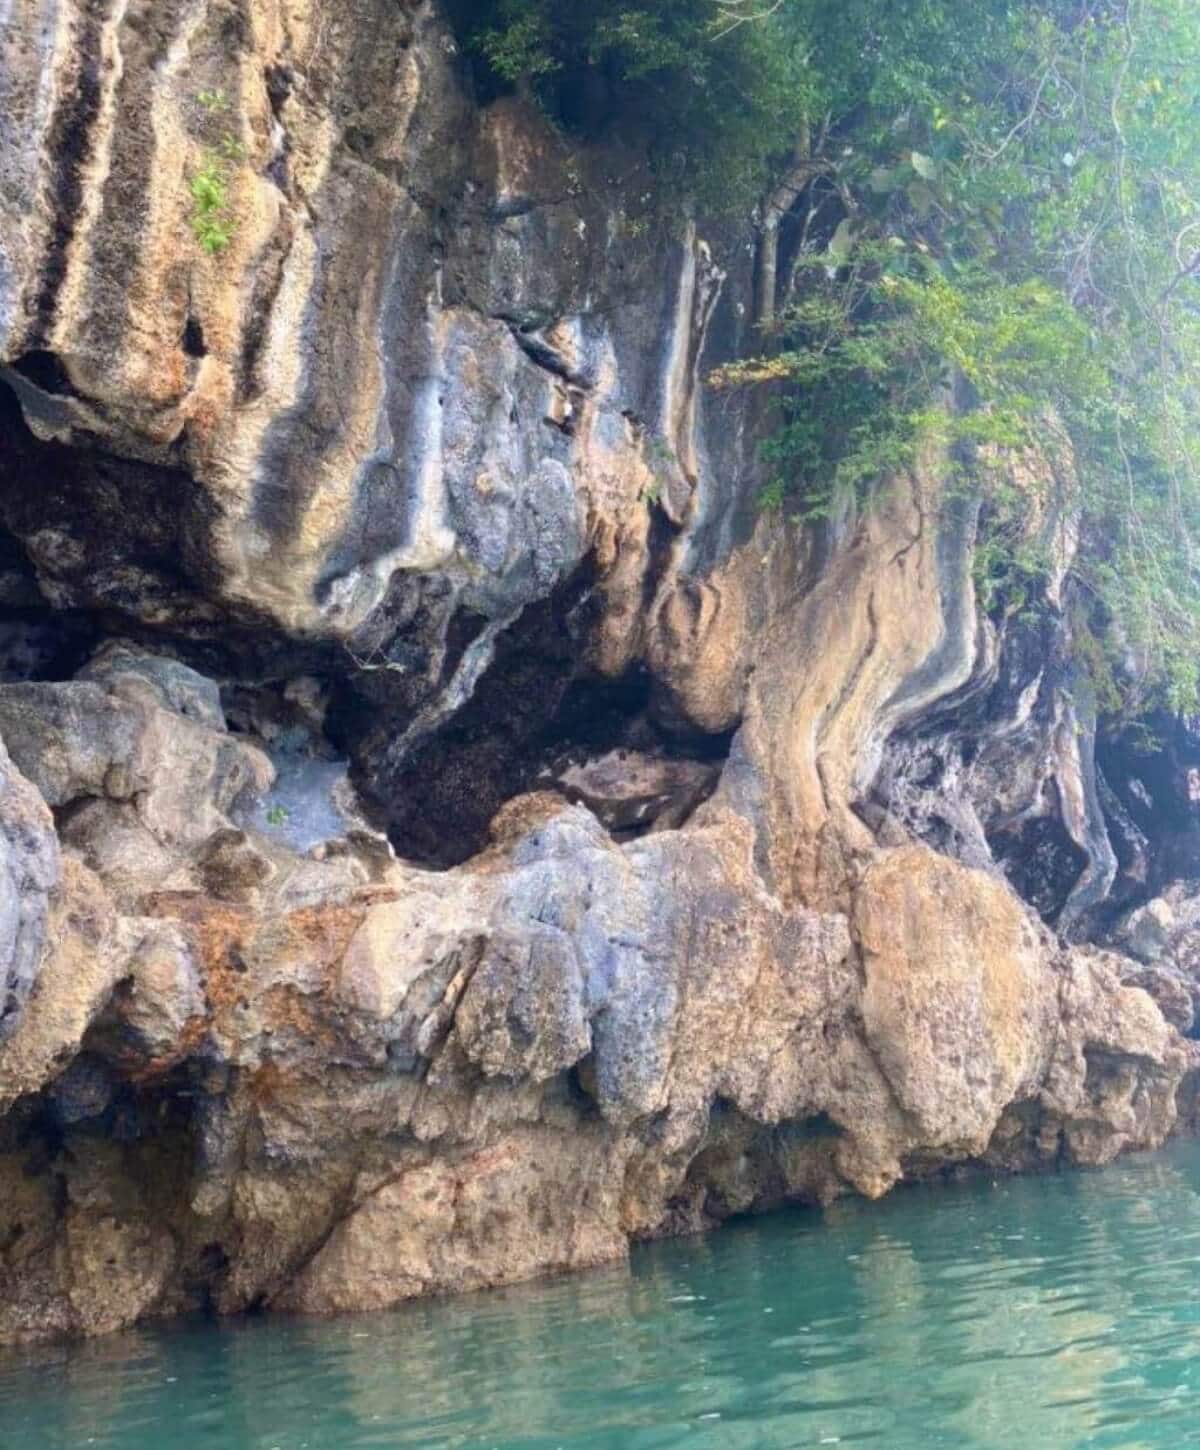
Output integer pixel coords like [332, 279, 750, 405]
[0, 651, 1191, 1339]
[0, 0, 1198, 1345]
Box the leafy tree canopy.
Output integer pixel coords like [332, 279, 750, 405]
[459, 0, 1200, 717]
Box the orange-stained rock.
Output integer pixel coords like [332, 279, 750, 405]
[854, 844, 1054, 1153]
[0, 0, 1196, 1353]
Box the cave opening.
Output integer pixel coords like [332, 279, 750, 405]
[988, 812, 1089, 924]
[0, 379, 734, 874]
[1098, 716, 1200, 904]
[338, 655, 734, 871]
[182, 315, 207, 359]
[330, 572, 735, 870]
[0, 380, 225, 626]
[7, 351, 76, 396]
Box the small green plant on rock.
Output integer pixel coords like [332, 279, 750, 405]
[189, 154, 234, 255]
[641, 434, 678, 505]
[265, 803, 289, 828]
[616, 209, 651, 240]
[188, 86, 243, 257]
[757, 477, 787, 515]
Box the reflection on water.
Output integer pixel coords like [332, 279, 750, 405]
[4, 1142, 1200, 1448]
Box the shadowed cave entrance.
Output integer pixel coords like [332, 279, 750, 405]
[332, 580, 736, 871]
[0, 378, 733, 874]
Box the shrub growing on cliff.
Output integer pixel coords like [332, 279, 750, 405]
[188, 89, 243, 256]
[715, 0, 1200, 719]
[189, 156, 234, 255]
[460, 0, 1200, 715]
[450, 0, 814, 209]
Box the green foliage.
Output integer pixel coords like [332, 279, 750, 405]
[641, 435, 675, 504]
[757, 477, 788, 514]
[453, 0, 815, 209]
[188, 88, 243, 256]
[723, 249, 1099, 518]
[265, 804, 289, 828]
[711, 0, 1200, 718]
[1068, 600, 1126, 720]
[459, 0, 1200, 715]
[189, 155, 234, 255]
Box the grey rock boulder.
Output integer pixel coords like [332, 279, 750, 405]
[0, 737, 59, 1042]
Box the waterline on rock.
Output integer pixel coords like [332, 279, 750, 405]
[4, 1140, 1200, 1449]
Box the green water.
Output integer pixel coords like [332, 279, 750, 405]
[6, 1144, 1200, 1449]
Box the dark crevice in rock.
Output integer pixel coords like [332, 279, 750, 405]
[3, 1092, 66, 1169]
[263, 64, 295, 195]
[332, 565, 733, 869]
[989, 805, 1090, 924]
[1095, 767, 1151, 925]
[182, 316, 207, 359]
[1098, 714, 1200, 906]
[0, 393, 377, 703]
[236, 228, 294, 403]
[682, 1104, 843, 1224]
[0, 522, 51, 613]
[0, 611, 102, 684]
[532, 676, 730, 842]
[504, 322, 595, 389]
[343, 127, 379, 164]
[8, 352, 76, 397]
[441, 606, 491, 684]
[329, 566, 605, 867]
[867, 603, 1131, 930]
[640, 456, 685, 605]
[265, 64, 293, 116]
[187, 1242, 232, 1317]
[562, 1063, 601, 1117]
[0, 381, 225, 623]
[1, 1059, 233, 1325]
[265, 150, 290, 193]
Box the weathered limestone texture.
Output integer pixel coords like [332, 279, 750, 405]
[0, 0, 1198, 1344]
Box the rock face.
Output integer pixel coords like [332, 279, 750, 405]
[0, 0, 1198, 1344]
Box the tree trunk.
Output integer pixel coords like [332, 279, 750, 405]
[754, 120, 828, 327]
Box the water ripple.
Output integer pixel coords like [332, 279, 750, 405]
[5, 1142, 1200, 1448]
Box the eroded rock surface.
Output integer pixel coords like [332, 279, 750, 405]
[0, 0, 1198, 1345]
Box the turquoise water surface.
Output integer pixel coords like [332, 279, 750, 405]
[5, 1141, 1200, 1449]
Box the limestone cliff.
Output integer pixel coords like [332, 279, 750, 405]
[0, 0, 1198, 1343]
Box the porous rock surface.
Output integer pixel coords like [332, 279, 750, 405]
[0, 0, 1198, 1343]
